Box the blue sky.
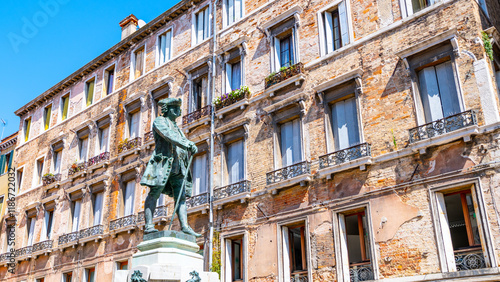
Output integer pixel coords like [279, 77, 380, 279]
[0, 0, 177, 140]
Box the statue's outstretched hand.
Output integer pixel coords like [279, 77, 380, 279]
[188, 142, 198, 154]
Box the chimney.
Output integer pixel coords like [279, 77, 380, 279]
[119, 14, 139, 40]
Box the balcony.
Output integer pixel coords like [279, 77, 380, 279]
[409, 110, 477, 144]
[455, 247, 486, 271]
[87, 152, 110, 171]
[42, 173, 61, 186]
[266, 161, 311, 194]
[349, 262, 374, 282]
[68, 161, 87, 178]
[32, 239, 53, 257]
[137, 205, 169, 227]
[79, 225, 104, 245]
[318, 143, 372, 179]
[291, 271, 308, 282]
[58, 231, 79, 249]
[264, 63, 305, 97]
[0, 252, 13, 266]
[213, 180, 251, 208]
[213, 86, 251, 119]
[118, 137, 142, 160]
[109, 214, 137, 236]
[15, 245, 33, 261]
[143, 131, 155, 148]
[182, 105, 212, 133]
[186, 192, 209, 214]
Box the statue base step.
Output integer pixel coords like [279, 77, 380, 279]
[115, 230, 219, 282]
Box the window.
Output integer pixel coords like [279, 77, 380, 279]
[0, 150, 13, 175]
[281, 223, 308, 280]
[401, 0, 436, 17]
[227, 139, 244, 185]
[103, 66, 115, 95]
[0, 196, 3, 217]
[41, 210, 54, 240]
[152, 85, 169, 119]
[60, 94, 70, 121]
[279, 119, 302, 167]
[123, 180, 135, 216]
[190, 73, 209, 112]
[337, 209, 374, 282]
[78, 136, 89, 162]
[268, 16, 298, 72]
[194, 7, 210, 44]
[92, 192, 104, 226]
[225, 0, 243, 26]
[71, 200, 81, 232]
[157, 30, 172, 66]
[224, 236, 244, 281]
[52, 142, 63, 174]
[408, 42, 462, 124]
[36, 278, 44, 282]
[43, 105, 52, 130]
[23, 117, 31, 142]
[117, 260, 128, 270]
[331, 96, 360, 150]
[85, 78, 95, 107]
[62, 272, 73, 282]
[226, 60, 242, 92]
[131, 46, 145, 80]
[128, 111, 140, 139]
[17, 168, 23, 193]
[192, 153, 208, 195]
[319, 1, 350, 56]
[435, 188, 489, 271]
[26, 215, 36, 246]
[85, 267, 96, 282]
[34, 158, 44, 187]
[98, 125, 110, 154]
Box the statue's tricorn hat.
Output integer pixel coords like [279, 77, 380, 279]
[158, 98, 182, 107]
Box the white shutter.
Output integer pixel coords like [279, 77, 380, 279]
[228, 0, 234, 24]
[93, 193, 103, 226]
[274, 37, 281, 71]
[404, 0, 413, 17]
[80, 138, 89, 161]
[232, 61, 242, 90]
[292, 119, 302, 164]
[27, 218, 36, 246]
[124, 181, 135, 216]
[226, 63, 232, 92]
[72, 201, 81, 232]
[338, 0, 350, 47]
[435, 61, 461, 117]
[193, 155, 207, 194]
[333, 101, 348, 150]
[197, 11, 204, 43]
[324, 11, 334, 54]
[235, 0, 242, 21]
[228, 140, 244, 184]
[166, 30, 172, 61]
[225, 239, 233, 282]
[436, 193, 457, 272]
[418, 66, 444, 122]
[54, 151, 62, 173]
[281, 121, 293, 167]
[204, 8, 210, 39]
[100, 126, 110, 153]
[345, 97, 360, 147]
[159, 34, 166, 64]
[41, 211, 52, 240]
[282, 226, 291, 281]
[129, 112, 140, 138]
[338, 214, 350, 282]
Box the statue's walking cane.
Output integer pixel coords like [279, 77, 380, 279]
[168, 153, 194, 230]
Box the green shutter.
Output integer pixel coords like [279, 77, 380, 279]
[62, 96, 69, 120]
[86, 80, 95, 106]
[8, 151, 13, 170]
[0, 155, 5, 174]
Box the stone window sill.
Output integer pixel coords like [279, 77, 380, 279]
[318, 156, 372, 179]
[264, 74, 305, 97]
[215, 98, 249, 119]
[266, 174, 311, 195]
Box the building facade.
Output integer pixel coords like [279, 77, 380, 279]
[1, 0, 500, 281]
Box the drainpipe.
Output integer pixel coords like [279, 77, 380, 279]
[208, 0, 218, 272]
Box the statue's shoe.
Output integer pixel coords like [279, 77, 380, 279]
[181, 226, 202, 237]
[144, 226, 159, 234]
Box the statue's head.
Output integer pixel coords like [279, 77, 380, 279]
[158, 98, 182, 119]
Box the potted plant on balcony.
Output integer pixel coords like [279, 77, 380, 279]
[265, 62, 304, 88]
[213, 86, 251, 111]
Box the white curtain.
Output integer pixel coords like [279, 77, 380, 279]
[93, 193, 104, 226]
[332, 97, 360, 150]
[129, 112, 140, 138]
[281, 119, 302, 167]
[227, 140, 244, 184]
[27, 217, 36, 246]
[99, 126, 110, 153]
[193, 154, 207, 195]
[79, 138, 89, 161]
[124, 181, 135, 216]
[41, 211, 53, 240]
[53, 150, 62, 173]
[72, 200, 81, 232]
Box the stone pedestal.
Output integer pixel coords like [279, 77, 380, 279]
[118, 231, 219, 282]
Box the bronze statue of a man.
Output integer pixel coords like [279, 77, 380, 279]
[140, 98, 201, 237]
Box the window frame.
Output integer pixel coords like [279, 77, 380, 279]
[23, 116, 32, 143]
[16, 166, 24, 194]
[103, 63, 116, 96]
[220, 126, 248, 186]
[70, 199, 82, 232]
[59, 92, 71, 123]
[333, 204, 378, 282]
[188, 64, 211, 113]
[192, 150, 209, 195]
[317, 0, 354, 57]
[43, 103, 53, 131]
[84, 76, 96, 109]
[156, 28, 173, 66]
[127, 106, 142, 139]
[78, 134, 90, 162]
[277, 218, 311, 282]
[62, 271, 73, 282]
[32, 157, 45, 188]
[130, 44, 147, 81]
[429, 181, 496, 272]
[277, 117, 303, 168]
[41, 209, 54, 240]
[221, 231, 248, 282]
[272, 112, 304, 170]
[192, 4, 212, 46]
[51, 142, 64, 174]
[26, 214, 36, 247]
[223, 0, 244, 28]
[84, 266, 96, 282]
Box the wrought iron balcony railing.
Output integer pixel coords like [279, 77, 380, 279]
[15, 246, 33, 257]
[137, 205, 168, 222]
[0, 252, 13, 262]
[79, 225, 104, 240]
[110, 215, 137, 231]
[32, 240, 53, 253]
[58, 231, 79, 246]
[118, 137, 142, 154]
[349, 263, 374, 282]
[409, 110, 477, 143]
[319, 143, 371, 169]
[68, 162, 87, 176]
[42, 173, 61, 186]
[88, 152, 110, 166]
[214, 180, 251, 201]
[144, 131, 154, 144]
[186, 192, 209, 209]
[182, 105, 212, 125]
[455, 248, 486, 271]
[290, 271, 308, 282]
[266, 161, 311, 185]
